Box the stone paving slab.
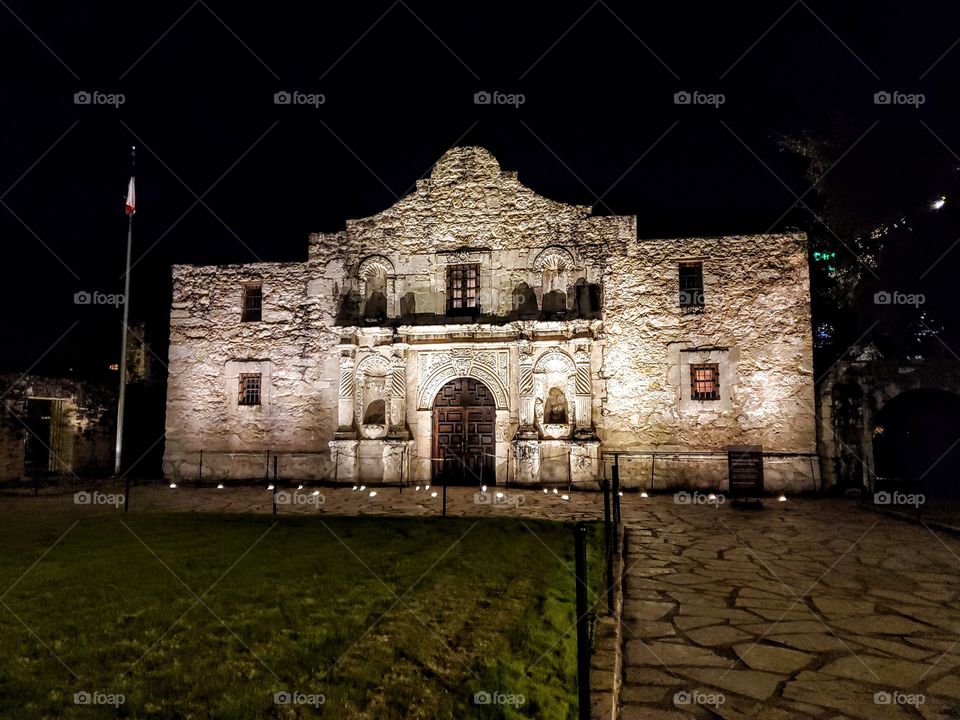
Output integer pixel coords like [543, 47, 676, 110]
[619, 497, 960, 719]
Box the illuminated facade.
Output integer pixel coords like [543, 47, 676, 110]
[163, 147, 817, 489]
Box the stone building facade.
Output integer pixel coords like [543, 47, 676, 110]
[0, 374, 115, 481]
[163, 147, 817, 490]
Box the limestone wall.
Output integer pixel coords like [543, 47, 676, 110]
[163, 147, 817, 490]
[163, 262, 341, 480]
[0, 374, 114, 481]
[601, 234, 815, 448]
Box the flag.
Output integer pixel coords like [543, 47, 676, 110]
[125, 177, 136, 216]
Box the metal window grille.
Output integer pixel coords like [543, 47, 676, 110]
[446, 264, 480, 314]
[238, 373, 262, 405]
[242, 284, 262, 322]
[679, 262, 704, 308]
[690, 363, 719, 401]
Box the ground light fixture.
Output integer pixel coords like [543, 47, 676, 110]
[169, 483, 177, 489]
[560, 494, 570, 501]
[297, 484, 304, 490]
[430, 491, 438, 498]
[481, 485, 487, 492]
[640, 491, 649, 498]
[267, 484, 274, 490]
[369, 491, 377, 497]
[216, 483, 224, 489]
[778, 494, 788, 502]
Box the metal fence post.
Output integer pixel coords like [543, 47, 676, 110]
[602, 481, 614, 615]
[611, 461, 621, 533]
[573, 522, 590, 720]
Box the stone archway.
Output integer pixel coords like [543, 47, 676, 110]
[432, 378, 496, 485]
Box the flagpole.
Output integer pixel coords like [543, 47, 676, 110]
[114, 146, 135, 476]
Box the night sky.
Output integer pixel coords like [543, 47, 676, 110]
[2, 1, 958, 376]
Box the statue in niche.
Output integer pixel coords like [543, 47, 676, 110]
[545, 387, 568, 424]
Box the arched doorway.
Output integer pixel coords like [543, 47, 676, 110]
[873, 389, 960, 497]
[432, 378, 495, 485]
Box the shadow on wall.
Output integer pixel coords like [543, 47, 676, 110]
[336, 281, 603, 326]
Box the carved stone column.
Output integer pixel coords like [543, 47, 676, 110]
[336, 351, 356, 439]
[574, 343, 592, 431]
[386, 276, 396, 318]
[389, 347, 408, 437]
[517, 343, 537, 436]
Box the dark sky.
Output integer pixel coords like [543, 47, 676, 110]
[1, 1, 958, 376]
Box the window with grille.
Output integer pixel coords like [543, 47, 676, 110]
[242, 284, 262, 322]
[446, 264, 480, 315]
[679, 262, 704, 308]
[238, 373, 262, 405]
[690, 363, 719, 401]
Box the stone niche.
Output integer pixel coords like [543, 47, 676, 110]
[330, 344, 412, 483]
[512, 344, 599, 486]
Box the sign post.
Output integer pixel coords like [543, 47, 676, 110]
[727, 445, 764, 507]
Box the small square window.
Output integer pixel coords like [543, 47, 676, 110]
[690, 364, 719, 401]
[242, 284, 262, 322]
[679, 262, 704, 309]
[446, 264, 480, 315]
[238, 374, 262, 405]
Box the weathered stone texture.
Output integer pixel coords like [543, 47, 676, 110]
[0, 374, 114, 480]
[165, 262, 341, 479]
[164, 147, 816, 489]
[602, 233, 816, 488]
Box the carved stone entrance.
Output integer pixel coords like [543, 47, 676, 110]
[432, 378, 495, 485]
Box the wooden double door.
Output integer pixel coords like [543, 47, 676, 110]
[432, 378, 495, 485]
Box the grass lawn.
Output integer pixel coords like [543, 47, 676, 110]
[0, 508, 605, 719]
